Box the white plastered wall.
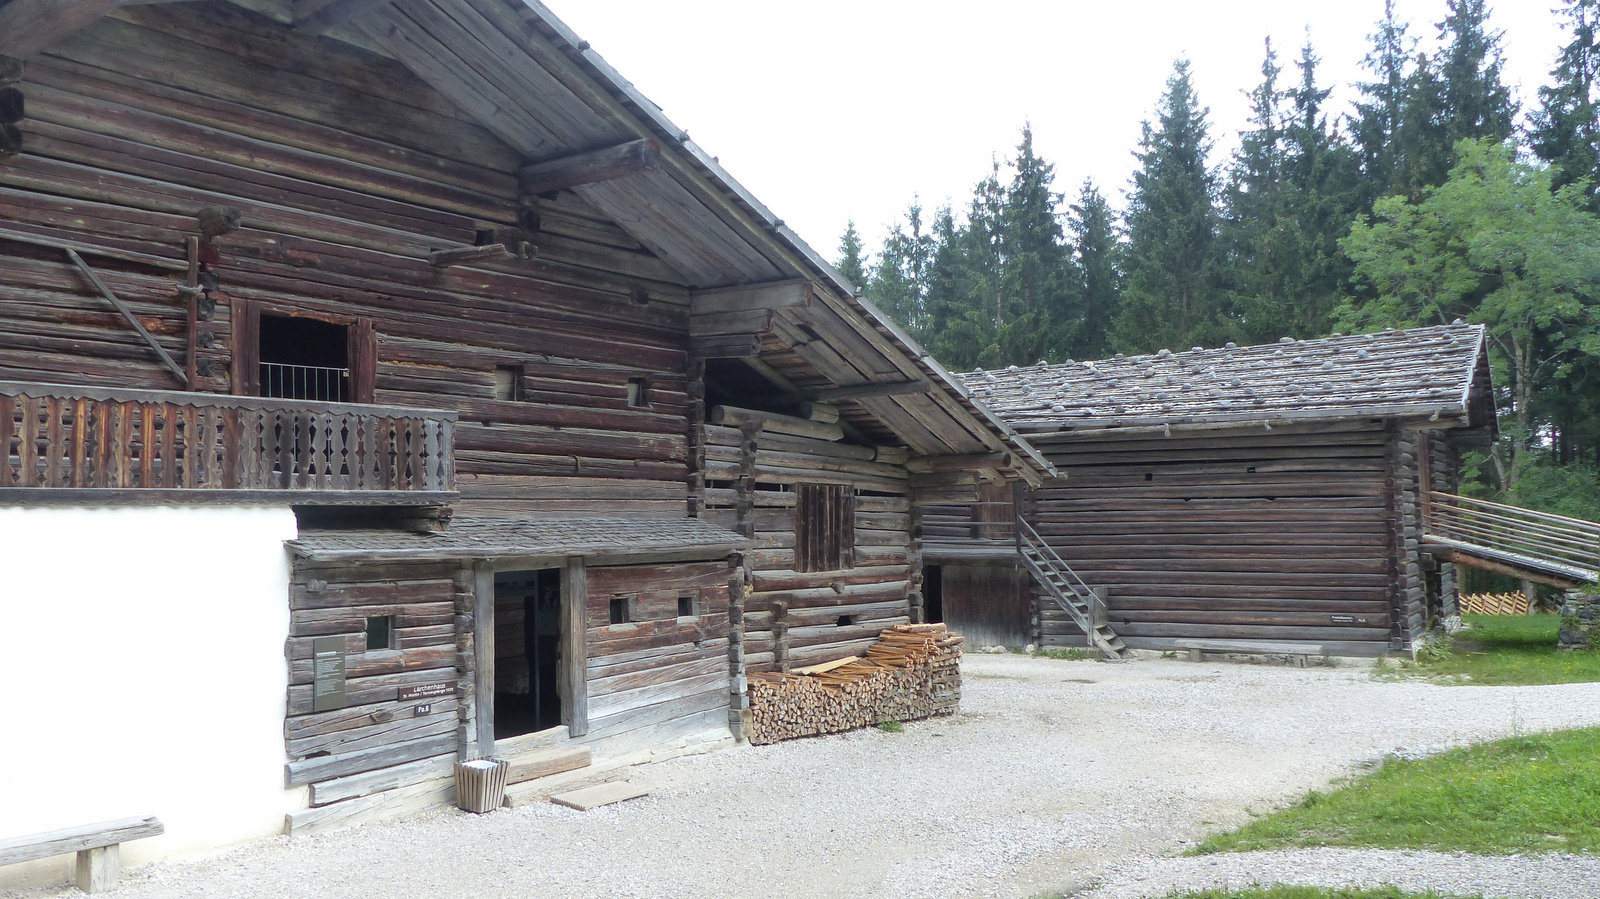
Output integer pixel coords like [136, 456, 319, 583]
[0, 505, 303, 889]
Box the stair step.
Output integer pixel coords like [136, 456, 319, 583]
[506, 746, 591, 786]
[550, 781, 650, 812]
[503, 752, 641, 808]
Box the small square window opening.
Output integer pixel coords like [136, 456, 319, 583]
[626, 377, 648, 408]
[364, 615, 395, 651]
[609, 596, 632, 625]
[836, 615, 855, 627]
[493, 364, 525, 401]
[677, 595, 696, 618]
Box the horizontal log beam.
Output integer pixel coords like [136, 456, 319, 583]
[690, 278, 815, 315]
[519, 139, 661, 196]
[428, 243, 511, 267]
[0, 0, 120, 58]
[907, 452, 1013, 473]
[810, 380, 930, 402]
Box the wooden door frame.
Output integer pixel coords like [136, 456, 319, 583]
[469, 556, 589, 758]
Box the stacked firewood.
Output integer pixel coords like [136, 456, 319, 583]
[746, 623, 963, 745]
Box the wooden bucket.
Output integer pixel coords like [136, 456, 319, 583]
[454, 758, 509, 813]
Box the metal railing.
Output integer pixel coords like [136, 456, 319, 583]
[1423, 491, 1600, 582]
[0, 381, 456, 501]
[261, 362, 351, 403]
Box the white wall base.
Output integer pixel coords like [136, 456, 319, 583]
[0, 505, 302, 890]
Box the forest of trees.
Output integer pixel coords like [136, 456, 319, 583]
[839, 0, 1600, 516]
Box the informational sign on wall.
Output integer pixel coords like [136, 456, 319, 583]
[312, 636, 347, 712]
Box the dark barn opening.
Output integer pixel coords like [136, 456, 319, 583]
[924, 565, 944, 623]
[494, 568, 563, 738]
[259, 314, 350, 402]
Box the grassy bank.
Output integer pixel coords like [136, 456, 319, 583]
[1381, 614, 1600, 686]
[1193, 728, 1600, 855]
[1044, 886, 1477, 899]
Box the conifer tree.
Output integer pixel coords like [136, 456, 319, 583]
[1437, 0, 1517, 146]
[998, 125, 1076, 363]
[1531, 0, 1600, 208]
[1352, 0, 1413, 201]
[1067, 180, 1121, 360]
[836, 221, 869, 291]
[864, 204, 934, 342]
[1114, 60, 1232, 353]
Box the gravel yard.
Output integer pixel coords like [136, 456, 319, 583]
[10, 654, 1600, 899]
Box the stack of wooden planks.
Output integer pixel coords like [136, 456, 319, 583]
[746, 623, 962, 745]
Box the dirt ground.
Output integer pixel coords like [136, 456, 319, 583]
[9, 653, 1600, 899]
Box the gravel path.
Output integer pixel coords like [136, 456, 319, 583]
[7, 655, 1600, 899]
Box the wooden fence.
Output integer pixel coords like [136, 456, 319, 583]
[0, 381, 456, 503]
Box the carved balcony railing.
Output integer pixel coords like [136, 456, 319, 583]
[0, 381, 456, 505]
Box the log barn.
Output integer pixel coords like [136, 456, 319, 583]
[938, 325, 1498, 658]
[0, 0, 1051, 888]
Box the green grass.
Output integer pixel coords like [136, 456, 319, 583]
[876, 720, 903, 733]
[1377, 614, 1600, 686]
[1152, 883, 1472, 889]
[1193, 728, 1600, 856]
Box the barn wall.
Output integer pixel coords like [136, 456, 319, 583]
[701, 425, 913, 672]
[0, 505, 298, 890]
[0, 4, 692, 518]
[1030, 421, 1399, 655]
[281, 558, 468, 834]
[937, 563, 1033, 650]
[582, 560, 735, 757]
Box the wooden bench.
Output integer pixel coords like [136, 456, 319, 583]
[0, 816, 163, 893]
[1174, 639, 1327, 668]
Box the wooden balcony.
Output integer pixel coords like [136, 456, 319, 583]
[0, 381, 456, 506]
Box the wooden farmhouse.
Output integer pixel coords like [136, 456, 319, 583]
[935, 325, 1507, 658]
[0, 0, 1053, 886]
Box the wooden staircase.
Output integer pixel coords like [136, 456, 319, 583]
[1422, 491, 1600, 588]
[1015, 517, 1129, 660]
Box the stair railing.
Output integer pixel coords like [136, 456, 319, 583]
[1423, 491, 1600, 582]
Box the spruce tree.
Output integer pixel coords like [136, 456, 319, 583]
[998, 125, 1076, 364]
[1067, 180, 1121, 360]
[1114, 59, 1232, 353]
[836, 221, 869, 291]
[1352, 0, 1414, 201]
[1531, 0, 1600, 208]
[864, 204, 934, 341]
[1436, 0, 1517, 147]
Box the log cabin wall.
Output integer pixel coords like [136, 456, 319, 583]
[1029, 420, 1401, 656]
[284, 559, 468, 833]
[700, 424, 914, 673]
[0, 4, 693, 517]
[583, 560, 734, 756]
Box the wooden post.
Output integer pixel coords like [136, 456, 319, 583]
[727, 561, 747, 742]
[472, 562, 495, 756]
[560, 556, 588, 737]
[453, 567, 477, 759]
[75, 845, 117, 894]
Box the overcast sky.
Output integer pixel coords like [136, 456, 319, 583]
[542, 1, 1572, 265]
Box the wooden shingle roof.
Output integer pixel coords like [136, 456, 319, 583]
[957, 324, 1494, 435]
[290, 515, 748, 563]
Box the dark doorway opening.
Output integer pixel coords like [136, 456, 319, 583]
[493, 569, 563, 739]
[924, 565, 943, 624]
[259, 314, 350, 402]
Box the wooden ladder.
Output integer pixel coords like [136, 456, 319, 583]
[1015, 517, 1128, 660]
